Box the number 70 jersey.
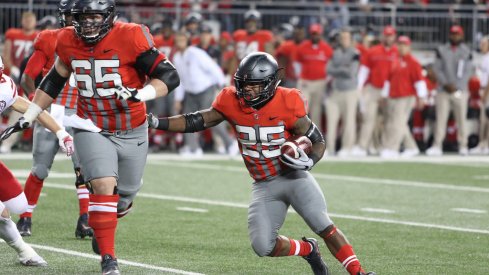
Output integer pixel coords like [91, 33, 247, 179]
[212, 86, 307, 181]
[56, 22, 160, 131]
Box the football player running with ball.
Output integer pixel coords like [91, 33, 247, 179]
[5, 0, 179, 274]
[148, 52, 375, 275]
[16, 0, 92, 239]
[0, 56, 75, 267]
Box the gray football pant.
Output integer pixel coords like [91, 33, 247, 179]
[73, 123, 148, 212]
[183, 86, 233, 151]
[31, 108, 80, 180]
[248, 170, 333, 257]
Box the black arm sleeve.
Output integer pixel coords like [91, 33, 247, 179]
[305, 122, 325, 145]
[135, 48, 180, 92]
[183, 112, 205, 133]
[38, 66, 69, 99]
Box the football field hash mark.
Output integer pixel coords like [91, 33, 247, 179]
[0, 240, 204, 275]
[42, 182, 489, 235]
[360, 208, 396, 214]
[451, 208, 487, 214]
[176, 207, 209, 213]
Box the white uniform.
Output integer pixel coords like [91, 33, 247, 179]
[0, 74, 18, 115]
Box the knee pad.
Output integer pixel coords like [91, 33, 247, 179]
[74, 168, 85, 188]
[4, 193, 27, 215]
[32, 164, 50, 180]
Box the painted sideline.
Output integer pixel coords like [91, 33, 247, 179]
[0, 240, 203, 275]
[43, 183, 489, 235]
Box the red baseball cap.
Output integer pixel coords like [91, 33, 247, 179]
[383, 25, 396, 36]
[398, 35, 411, 45]
[450, 25, 464, 35]
[309, 24, 323, 34]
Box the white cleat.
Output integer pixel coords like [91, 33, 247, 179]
[426, 146, 443, 156]
[458, 147, 468, 156]
[350, 146, 367, 157]
[380, 149, 399, 159]
[18, 248, 47, 267]
[401, 148, 420, 158]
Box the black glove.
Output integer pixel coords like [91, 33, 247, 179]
[1, 117, 30, 140]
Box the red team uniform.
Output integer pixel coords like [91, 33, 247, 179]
[24, 29, 78, 108]
[233, 29, 274, 60]
[56, 22, 159, 131]
[212, 86, 306, 181]
[5, 28, 39, 71]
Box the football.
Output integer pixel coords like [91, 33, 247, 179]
[280, 135, 313, 159]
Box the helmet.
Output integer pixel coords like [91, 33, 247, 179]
[71, 0, 117, 44]
[185, 12, 202, 25]
[234, 52, 281, 108]
[58, 0, 76, 27]
[244, 9, 261, 22]
[0, 56, 4, 78]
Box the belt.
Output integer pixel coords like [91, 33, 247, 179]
[100, 128, 134, 137]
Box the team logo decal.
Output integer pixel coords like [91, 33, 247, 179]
[0, 100, 6, 113]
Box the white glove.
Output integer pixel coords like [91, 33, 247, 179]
[56, 130, 75, 156]
[279, 147, 314, 171]
[115, 86, 139, 101]
[147, 113, 159, 128]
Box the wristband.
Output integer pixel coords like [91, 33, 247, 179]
[23, 103, 43, 124]
[135, 84, 157, 102]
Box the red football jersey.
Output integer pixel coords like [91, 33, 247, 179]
[387, 53, 424, 98]
[233, 29, 274, 60]
[212, 86, 307, 181]
[56, 22, 163, 131]
[295, 40, 333, 80]
[362, 44, 398, 89]
[153, 34, 174, 59]
[275, 40, 300, 80]
[25, 29, 78, 109]
[5, 28, 39, 68]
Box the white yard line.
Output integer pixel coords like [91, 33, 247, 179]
[42, 183, 489, 235]
[360, 208, 395, 214]
[176, 207, 209, 213]
[451, 208, 487, 214]
[149, 161, 489, 193]
[0, 240, 203, 275]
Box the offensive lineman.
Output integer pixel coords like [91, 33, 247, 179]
[0, 56, 75, 267]
[5, 0, 179, 274]
[148, 52, 375, 275]
[17, 0, 92, 239]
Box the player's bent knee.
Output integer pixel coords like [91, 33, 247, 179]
[3, 193, 28, 215]
[32, 164, 50, 180]
[250, 235, 276, 257]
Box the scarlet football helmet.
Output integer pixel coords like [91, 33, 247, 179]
[234, 52, 281, 108]
[71, 0, 117, 44]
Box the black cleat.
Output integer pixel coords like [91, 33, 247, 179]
[92, 233, 100, 255]
[17, 217, 32, 237]
[75, 213, 93, 239]
[302, 237, 329, 275]
[101, 254, 120, 275]
[358, 272, 376, 275]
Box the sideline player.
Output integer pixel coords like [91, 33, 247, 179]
[7, 0, 179, 273]
[17, 0, 92, 239]
[0, 56, 74, 267]
[148, 52, 375, 275]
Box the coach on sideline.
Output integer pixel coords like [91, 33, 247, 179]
[326, 27, 360, 157]
[427, 25, 474, 156]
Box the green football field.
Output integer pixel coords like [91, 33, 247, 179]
[0, 153, 488, 274]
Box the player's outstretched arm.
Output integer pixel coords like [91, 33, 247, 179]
[291, 116, 326, 164]
[148, 107, 225, 133]
[17, 57, 71, 129]
[2, 96, 74, 155]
